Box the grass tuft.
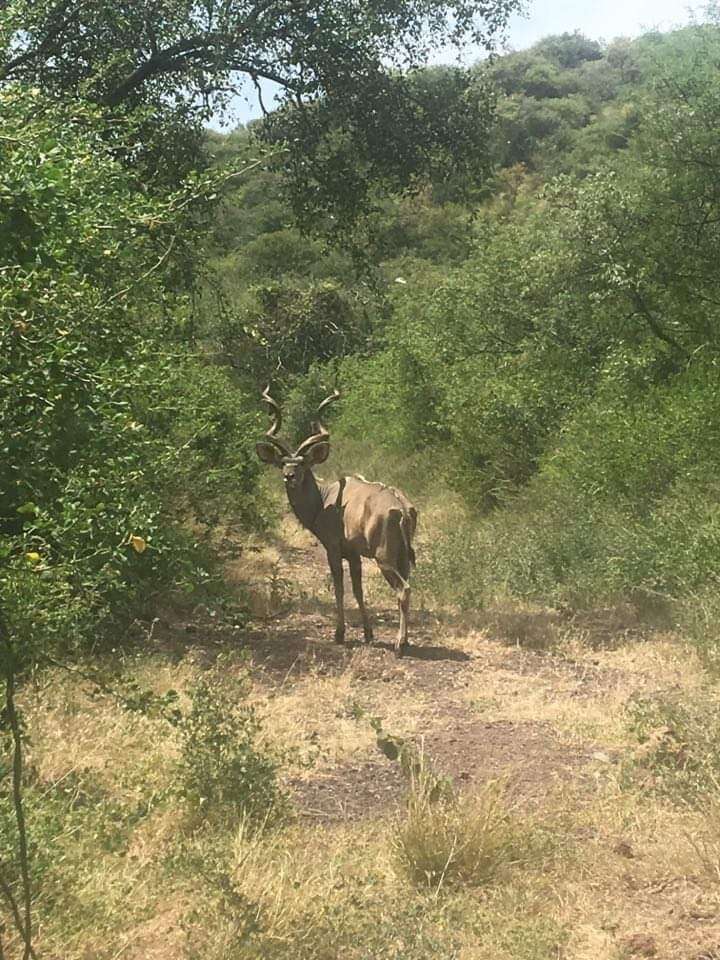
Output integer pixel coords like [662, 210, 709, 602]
[392, 758, 520, 892]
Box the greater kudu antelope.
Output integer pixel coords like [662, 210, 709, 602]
[255, 388, 417, 655]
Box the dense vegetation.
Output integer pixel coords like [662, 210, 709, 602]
[0, 89, 266, 668]
[202, 15, 720, 651]
[5, 0, 720, 954]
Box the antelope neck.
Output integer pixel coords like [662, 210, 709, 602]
[286, 469, 325, 530]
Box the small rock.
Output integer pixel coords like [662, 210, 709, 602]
[621, 933, 657, 957]
[593, 751, 612, 763]
[614, 840, 636, 859]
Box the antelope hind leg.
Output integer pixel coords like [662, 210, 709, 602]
[379, 565, 410, 657]
[349, 555, 373, 642]
[396, 583, 410, 656]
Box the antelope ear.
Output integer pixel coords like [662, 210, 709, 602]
[304, 441, 330, 465]
[255, 442, 284, 466]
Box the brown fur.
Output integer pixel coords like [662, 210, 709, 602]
[257, 456, 417, 655]
[256, 389, 417, 654]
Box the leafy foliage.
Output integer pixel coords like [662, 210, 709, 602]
[311, 20, 720, 618]
[1, 0, 521, 213]
[0, 87, 265, 665]
[178, 657, 287, 825]
[626, 693, 720, 802]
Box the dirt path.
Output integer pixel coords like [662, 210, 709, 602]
[229, 517, 660, 825]
[212, 517, 720, 958]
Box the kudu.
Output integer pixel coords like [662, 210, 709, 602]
[255, 388, 417, 655]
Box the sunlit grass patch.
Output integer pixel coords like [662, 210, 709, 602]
[389, 748, 554, 894]
[177, 813, 569, 960]
[393, 776, 518, 891]
[687, 794, 720, 885]
[624, 688, 720, 801]
[180, 819, 460, 960]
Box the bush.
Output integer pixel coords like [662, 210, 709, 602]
[0, 85, 266, 666]
[205, 277, 372, 382]
[625, 692, 720, 801]
[316, 22, 720, 632]
[178, 656, 287, 826]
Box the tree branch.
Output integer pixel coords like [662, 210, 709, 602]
[102, 35, 210, 106]
[629, 290, 684, 353]
[0, 610, 35, 960]
[103, 37, 299, 107]
[0, 865, 36, 960]
[0, 0, 81, 82]
[104, 234, 177, 304]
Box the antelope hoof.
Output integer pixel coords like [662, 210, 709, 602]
[334, 627, 346, 645]
[363, 627, 374, 644]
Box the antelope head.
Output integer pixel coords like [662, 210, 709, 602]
[255, 386, 340, 489]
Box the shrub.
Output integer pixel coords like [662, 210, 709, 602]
[178, 657, 287, 826]
[207, 277, 371, 382]
[625, 693, 720, 801]
[0, 85, 266, 665]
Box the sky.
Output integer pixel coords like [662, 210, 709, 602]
[211, 0, 696, 128]
[507, 0, 694, 49]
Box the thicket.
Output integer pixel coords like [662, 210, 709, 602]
[385, 20, 720, 622]
[204, 16, 720, 647]
[0, 89, 272, 949]
[0, 88, 266, 669]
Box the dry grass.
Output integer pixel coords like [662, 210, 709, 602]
[18, 640, 720, 960]
[179, 808, 570, 960]
[688, 795, 720, 886]
[258, 665, 433, 775]
[552, 786, 720, 960]
[391, 765, 522, 892]
[13, 496, 720, 960]
[26, 670, 179, 804]
[7, 674, 178, 959]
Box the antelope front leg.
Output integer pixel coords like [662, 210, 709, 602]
[327, 550, 346, 643]
[396, 583, 410, 656]
[349, 554, 373, 643]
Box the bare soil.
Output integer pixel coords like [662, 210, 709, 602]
[229, 521, 624, 824]
[29, 510, 720, 960]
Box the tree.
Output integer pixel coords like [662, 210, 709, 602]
[532, 32, 603, 70]
[0, 87, 265, 665]
[0, 0, 522, 214]
[0, 0, 519, 110]
[547, 21, 720, 361]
